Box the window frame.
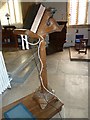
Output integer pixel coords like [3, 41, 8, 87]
[68, 0, 89, 27]
[0, 0, 23, 26]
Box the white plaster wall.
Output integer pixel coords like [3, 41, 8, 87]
[43, 2, 67, 21]
[64, 27, 89, 47]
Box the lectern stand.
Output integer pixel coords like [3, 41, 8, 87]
[2, 3, 64, 119]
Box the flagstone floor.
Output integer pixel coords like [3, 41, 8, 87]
[2, 48, 88, 118]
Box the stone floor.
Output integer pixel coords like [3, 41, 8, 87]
[2, 48, 88, 118]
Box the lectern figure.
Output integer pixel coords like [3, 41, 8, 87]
[14, 3, 64, 109]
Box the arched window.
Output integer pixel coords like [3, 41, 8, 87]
[68, 0, 89, 25]
[0, 0, 23, 26]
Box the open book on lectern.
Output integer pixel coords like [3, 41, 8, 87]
[23, 3, 45, 33]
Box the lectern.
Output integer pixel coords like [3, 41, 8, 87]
[2, 3, 64, 119]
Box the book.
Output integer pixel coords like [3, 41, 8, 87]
[23, 3, 45, 33]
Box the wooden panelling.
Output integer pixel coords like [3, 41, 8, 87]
[46, 21, 67, 55]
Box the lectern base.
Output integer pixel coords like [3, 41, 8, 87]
[33, 87, 56, 109]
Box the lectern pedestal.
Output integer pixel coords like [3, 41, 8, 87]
[2, 92, 63, 120]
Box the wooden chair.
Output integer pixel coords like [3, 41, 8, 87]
[75, 35, 84, 50]
[78, 38, 88, 54]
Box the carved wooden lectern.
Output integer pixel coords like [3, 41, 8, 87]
[14, 3, 64, 109]
[2, 3, 65, 119]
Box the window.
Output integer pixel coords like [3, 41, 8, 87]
[0, 0, 23, 26]
[68, 0, 89, 25]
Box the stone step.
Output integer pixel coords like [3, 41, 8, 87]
[3, 49, 39, 85]
[11, 56, 39, 84]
